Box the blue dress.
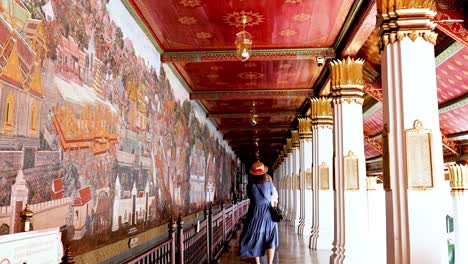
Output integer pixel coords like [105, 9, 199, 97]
[239, 180, 279, 257]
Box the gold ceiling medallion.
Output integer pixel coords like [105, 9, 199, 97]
[279, 63, 292, 69]
[177, 16, 197, 25]
[238, 72, 264, 79]
[223, 11, 265, 27]
[179, 0, 202, 8]
[195, 32, 212, 39]
[235, 15, 253, 61]
[292, 13, 312, 22]
[279, 29, 296, 37]
[285, 0, 302, 3]
[206, 73, 219, 79]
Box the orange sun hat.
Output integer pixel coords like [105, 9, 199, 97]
[249, 161, 268, 176]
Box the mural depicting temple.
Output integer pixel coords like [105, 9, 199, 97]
[0, 0, 235, 257]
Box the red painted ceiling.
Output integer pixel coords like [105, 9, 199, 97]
[440, 105, 468, 135]
[202, 98, 303, 113]
[436, 47, 468, 104]
[173, 60, 320, 91]
[129, 0, 467, 166]
[363, 108, 383, 137]
[131, 0, 354, 50]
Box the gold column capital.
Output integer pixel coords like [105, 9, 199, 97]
[376, 0, 437, 49]
[449, 164, 468, 195]
[291, 130, 300, 148]
[286, 138, 292, 152]
[283, 145, 288, 157]
[329, 57, 365, 105]
[310, 97, 333, 129]
[298, 116, 312, 133]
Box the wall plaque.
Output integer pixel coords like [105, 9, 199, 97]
[305, 168, 312, 190]
[405, 120, 434, 190]
[319, 162, 330, 190]
[344, 150, 359, 190]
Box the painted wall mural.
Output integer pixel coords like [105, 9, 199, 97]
[0, 0, 235, 257]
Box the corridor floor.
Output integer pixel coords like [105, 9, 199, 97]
[219, 222, 331, 264]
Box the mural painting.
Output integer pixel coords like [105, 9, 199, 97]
[0, 0, 235, 256]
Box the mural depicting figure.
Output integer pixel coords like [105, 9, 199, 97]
[0, 0, 235, 256]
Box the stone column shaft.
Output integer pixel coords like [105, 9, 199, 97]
[297, 117, 312, 235]
[309, 97, 334, 250]
[291, 132, 301, 228]
[329, 57, 369, 264]
[378, 1, 448, 263]
[449, 164, 468, 264]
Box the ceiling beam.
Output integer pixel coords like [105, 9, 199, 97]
[226, 137, 285, 145]
[224, 135, 285, 141]
[221, 124, 292, 131]
[341, 1, 377, 57]
[226, 141, 285, 146]
[191, 89, 314, 100]
[435, 11, 468, 47]
[161, 48, 335, 63]
[439, 95, 468, 114]
[207, 110, 298, 118]
[448, 131, 468, 141]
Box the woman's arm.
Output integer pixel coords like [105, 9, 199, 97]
[270, 181, 279, 207]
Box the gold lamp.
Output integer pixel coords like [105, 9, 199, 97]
[235, 15, 252, 62]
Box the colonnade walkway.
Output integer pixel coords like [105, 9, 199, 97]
[219, 223, 330, 264]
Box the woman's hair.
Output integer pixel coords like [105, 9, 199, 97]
[251, 173, 272, 184]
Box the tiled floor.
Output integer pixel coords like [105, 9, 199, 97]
[219, 223, 331, 264]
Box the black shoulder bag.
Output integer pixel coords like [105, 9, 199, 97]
[255, 183, 283, 223]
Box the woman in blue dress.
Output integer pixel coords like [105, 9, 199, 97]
[240, 161, 279, 264]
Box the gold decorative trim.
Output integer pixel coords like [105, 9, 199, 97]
[405, 120, 434, 190]
[291, 130, 300, 147]
[319, 162, 330, 190]
[305, 168, 312, 190]
[297, 117, 312, 134]
[449, 164, 468, 196]
[377, 0, 437, 50]
[310, 97, 333, 129]
[310, 97, 333, 117]
[344, 150, 359, 191]
[286, 138, 292, 152]
[329, 57, 365, 105]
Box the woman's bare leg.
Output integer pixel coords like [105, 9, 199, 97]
[255, 256, 261, 264]
[266, 248, 275, 264]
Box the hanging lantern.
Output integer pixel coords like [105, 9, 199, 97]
[235, 15, 252, 62]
